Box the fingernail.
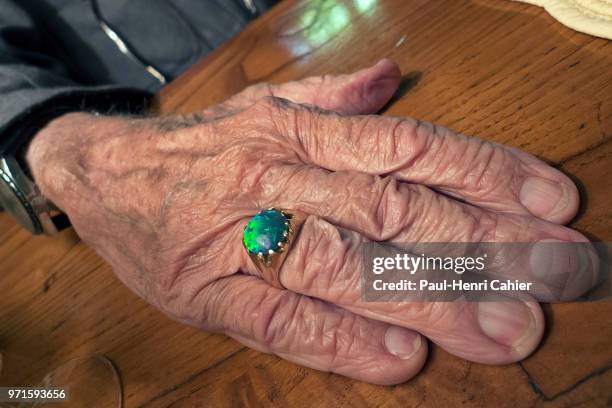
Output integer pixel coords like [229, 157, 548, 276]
[384, 326, 422, 359]
[530, 239, 599, 300]
[477, 301, 536, 351]
[520, 177, 566, 218]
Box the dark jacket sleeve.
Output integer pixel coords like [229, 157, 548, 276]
[0, 0, 151, 154]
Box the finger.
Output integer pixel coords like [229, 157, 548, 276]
[254, 164, 597, 299]
[254, 163, 587, 244]
[241, 216, 545, 365]
[256, 98, 579, 224]
[188, 274, 427, 385]
[211, 59, 401, 115]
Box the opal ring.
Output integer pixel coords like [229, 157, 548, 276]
[243, 207, 303, 288]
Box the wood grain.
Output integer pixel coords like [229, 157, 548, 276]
[1, 0, 611, 407]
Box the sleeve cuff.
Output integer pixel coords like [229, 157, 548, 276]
[0, 86, 153, 156]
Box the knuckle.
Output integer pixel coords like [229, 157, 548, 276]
[419, 301, 460, 328]
[230, 150, 277, 197]
[479, 211, 534, 242]
[388, 299, 449, 328]
[232, 96, 285, 129]
[370, 176, 414, 240]
[414, 122, 518, 198]
[369, 117, 428, 170]
[252, 163, 302, 205]
[398, 117, 428, 159]
[382, 118, 406, 164]
[243, 96, 300, 138]
[460, 139, 513, 196]
[463, 210, 494, 241]
[317, 310, 352, 362]
[284, 217, 362, 303]
[410, 120, 447, 179]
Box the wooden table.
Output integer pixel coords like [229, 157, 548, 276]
[1, 0, 611, 406]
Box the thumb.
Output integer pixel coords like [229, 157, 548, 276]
[208, 59, 402, 116]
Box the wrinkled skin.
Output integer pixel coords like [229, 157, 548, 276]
[27, 60, 589, 385]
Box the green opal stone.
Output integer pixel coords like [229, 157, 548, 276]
[243, 209, 289, 254]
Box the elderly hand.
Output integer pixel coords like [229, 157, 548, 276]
[27, 60, 588, 385]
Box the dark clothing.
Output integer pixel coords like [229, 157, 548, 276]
[0, 0, 274, 153]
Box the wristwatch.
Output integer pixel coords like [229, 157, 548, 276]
[0, 107, 74, 235]
[0, 155, 67, 234]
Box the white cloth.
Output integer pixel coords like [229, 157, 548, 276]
[515, 0, 612, 40]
